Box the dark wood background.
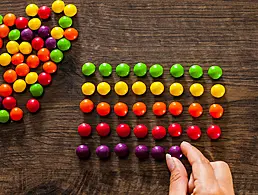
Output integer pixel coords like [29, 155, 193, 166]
[0, 0, 258, 194]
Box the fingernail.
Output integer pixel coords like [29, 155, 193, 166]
[182, 141, 191, 146]
[166, 154, 175, 171]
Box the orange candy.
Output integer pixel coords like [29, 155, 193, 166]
[15, 63, 30, 77]
[43, 61, 57, 74]
[80, 99, 94, 113]
[26, 55, 40, 68]
[37, 48, 50, 62]
[96, 102, 111, 116]
[114, 102, 128, 117]
[209, 104, 224, 119]
[3, 69, 17, 83]
[64, 28, 78, 41]
[169, 101, 183, 116]
[152, 102, 166, 116]
[10, 107, 23, 121]
[132, 102, 146, 116]
[0, 24, 10, 38]
[3, 13, 16, 26]
[188, 103, 203, 118]
[0, 84, 13, 97]
[0, 38, 3, 48]
[11, 53, 24, 65]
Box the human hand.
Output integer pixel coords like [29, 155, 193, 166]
[166, 141, 234, 195]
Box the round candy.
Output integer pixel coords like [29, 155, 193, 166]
[0, 15, 2, 24]
[114, 102, 128, 117]
[2, 96, 16, 110]
[189, 83, 204, 97]
[0, 24, 9, 38]
[38, 72, 52, 86]
[38, 6, 51, 19]
[57, 38, 71, 51]
[25, 72, 38, 85]
[19, 42, 32, 55]
[11, 53, 24, 65]
[209, 104, 224, 119]
[168, 123, 182, 137]
[211, 84, 225, 98]
[45, 37, 57, 50]
[132, 81, 146, 95]
[38, 26, 50, 38]
[149, 64, 163, 78]
[26, 98, 40, 113]
[10, 107, 23, 121]
[152, 126, 166, 140]
[0, 97, 2, 106]
[188, 103, 203, 118]
[78, 123, 91, 137]
[170, 64, 184, 78]
[96, 102, 110, 116]
[80, 99, 94, 113]
[15, 63, 30, 77]
[134, 62, 147, 77]
[0, 84, 12, 97]
[114, 81, 128, 96]
[150, 81, 164, 95]
[52, 0, 65, 13]
[59, 16, 72, 28]
[0, 38, 2, 48]
[152, 102, 166, 116]
[96, 122, 110, 137]
[135, 145, 149, 160]
[116, 124, 130, 138]
[132, 102, 146, 116]
[168, 146, 182, 159]
[64, 28, 78, 40]
[28, 18, 41, 30]
[99, 63, 112, 77]
[208, 66, 223, 80]
[189, 65, 203, 79]
[97, 82, 111, 95]
[187, 125, 201, 140]
[6, 41, 19, 54]
[151, 146, 165, 160]
[96, 145, 110, 159]
[82, 62, 96, 76]
[76, 145, 90, 159]
[168, 102, 183, 116]
[51, 27, 64, 39]
[15, 17, 28, 29]
[8, 29, 20, 41]
[170, 83, 184, 96]
[3, 13, 16, 26]
[64, 4, 77, 17]
[114, 143, 129, 158]
[30, 83, 44, 97]
[207, 125, 221, 140]
[21, 28, 33, 41]
[38, 48, 50, 62]
[81, 82, 95, 95]
[0, 110, 9, 123]
[43, 61, 57, 74]
[3, 69, 17, 83]
[50, 49, 63, 63]
[133, 124, 148, 138]
[0, 53, 11, 66]
[116, 63, 130, 77]
[31, 37, 44, 51]
[13, 79, 26, 93]
[26, 55, 40, 68]
[26, 4, 39, 17]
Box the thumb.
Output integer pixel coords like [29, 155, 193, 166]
[166, 154, 188, 195]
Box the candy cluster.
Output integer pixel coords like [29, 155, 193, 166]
[0, 1, 78, 123]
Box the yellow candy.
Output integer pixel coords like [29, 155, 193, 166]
[13, 79, 26, 93]
[150, 81, 164, 95]
[28, 18, 41, 30]
[97, 82, 111, 96]
[19, 42, 32, 55]
[26, 4, 39, 17]
[82, 82, 95, 95]
[64, 4, 77, 17]
[170, 82, 184, 96]
[6, 41, 19, 54]
[0, 53, 11, 66]
[211, 84, 225, 98]
[132, 81, 146, 95]
[51, 27, 64, 39]
[190, 83, 204, 97]
[25, 72, 38, 85]
[114, 81, 128, 96]
[52, 0, 65, 13]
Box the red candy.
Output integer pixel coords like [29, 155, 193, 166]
[96, 123, 110, 137]
[152, 102, 166, 116]
[133, 124, 148, 138]
[38, 6, 51, 19]
[187, 125, 201, 140]
[38, 72, 52, 86]
[0, 38, 2, 48]
[0, 84, 12, 97]
[10, 107, 23, 121]
[78, 123, 91, 137]
[168, 123, 182, 137]
[15, 17, 28, 29]
[96, 102, 110, 116]
[114, 102, 128, 117]
[116, 124, 130, 138]
[80, 99, 94, 113]
[32, 37, 44, 51]
[188, 103, 203, 118]
[26, 55, 40, 68]
[37, 48, 50, 62]
[2, 96, 16, 110]
[152, 126, 166, 140]
[26, 99, 40, 113]
[207, 125, 221, 140]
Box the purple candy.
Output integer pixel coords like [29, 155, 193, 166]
[168, 146, 183, 159]
[151, 146, 165, 160]
[114, 143, 129, 158]
[96, 145, 110, 159]
[38, 26, 50, 38]
[0, 97, 2, 108]
[45, 37, 56, 50]
[135, 145, 149, 159]
[21, 28, 34, 41]
[76, 145, 90, 159]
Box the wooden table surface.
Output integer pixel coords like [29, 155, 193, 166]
[0, 0, 258, 194]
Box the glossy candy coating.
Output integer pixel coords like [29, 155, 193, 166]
[152, 126, 166, 140]
[51, 27, 64, 39]
[114, 81, 128, 96]
[59, 16, 72, 28]
[96, 102, 110, 116]
[134, 62, 147, 77]
[132, 81, 146, 95]
[38, 6, 51, 19]
[15, 17, 28, 29]
[189, 83, 204, 97]
[211, 84, 225, 98]
[3, 13, 16, 26]
[207, 125, 221, 140]
[152, 102, 166, 116]
[38, 48, 50, 62]
[0, 53, 11, 66]
[25, 72, 38, 85]
[96, 145, 110, 159]
[30, 83, 44, 97]
[114, 143, 129, 158]
[57, 38, 71, 51]
[149, 64, 163, 78]
[26, 55, 40, 68]
[64, 4, 77, 17]
[0, 38, 2, 48]
[2, 96, 16, 110]
[133, 124, 148, 138]
[21, 28, 33, 41]
[45, 37, 57, 50]
[52, 0, 65, 13]
[15, 63, 30, 77]
[13, 79, 26, 93]
[8, 29, 20, 41]
[187, 125, 201, 140]
[0, 15, 2, 24]
[82, 62, 95, 76]
[3, 69, 17, 83]
[170, 64, 184, 78]
[78, 123, 91, 137]
[50, 49, 63, 63]
[169, 82, 184, 96]
[168, 123, 182, 137]
[116, 63, 130, 77]
[209, 104, 224, 119]
[189, 65, 203, 79]
[188, 103, 203, 118]
[99, 63, 112, 77]
[208, 66, 223, 80]
[80, 99, 94, 113]
[151, 146, 165, 160]
[26, 98, 40, 113]
[168, 101, 183, 116]
[26, 4, 39, 17]
[11, 53, 24, 65]
[135, 145, 149, 159]
[0, 110, 9, 123]
[19, 42, 32, 55]
[10, 107, 23, 121]
[43, 61, 57, 74]
[64, 28, 78, 40]
[0, 84, 12, 97]
[31, 37, 44, 51]
[96, 122, 110, 137]
[97, 82, 111, 95]
[114, 102, 128, 117]
[150, 81, 164, 95]
[168, 146, 183, 159]
[76, 145, 90, 159]
[81, 82, 95, 96]
[116, 124, 131, 138]
[38, 26, 50, 38]
[38, 72, 52, 86]
[0, 24, 10, 38]
[6, 41, 19, 54]
[132, 102, 146, 116]
[28, 18, 41, 30]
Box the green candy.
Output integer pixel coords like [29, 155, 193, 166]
[57, 38, 71, 51]
[149, 64, 163, 78]
[0, 15, 3, 25]
[208, 66, 222, 80]
[30, 83, 44, 97]
[116, 63, 130, 77]
[82, 62, 96, 76]
[0, 110, 9, 123]
[189, 65, 203, 79]
[133, 62, 147, 77]
[50, 49, 64, 63]
[59, 16, 73, 28]
[99, 63, 112, 77]
[8, 29, 21, 41]
[170, 64, 184, 78]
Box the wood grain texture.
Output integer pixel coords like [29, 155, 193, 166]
[0, 0, 258, 194]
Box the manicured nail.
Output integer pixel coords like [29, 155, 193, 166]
[166, 154, 175, 171]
